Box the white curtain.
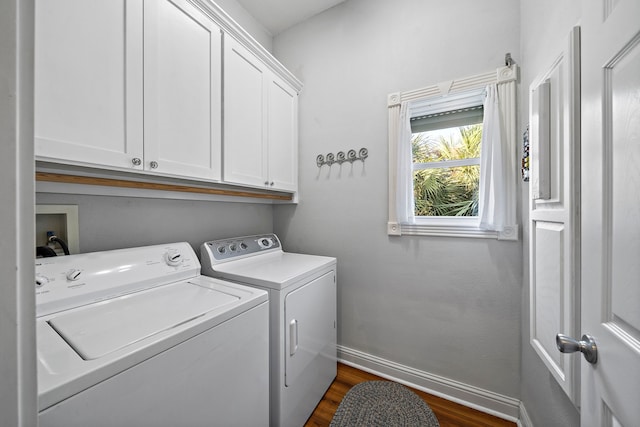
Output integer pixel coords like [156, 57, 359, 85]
[478, 84, 508, 231]
[396, 101, 415, 224]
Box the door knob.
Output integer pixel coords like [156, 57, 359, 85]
[556, 333, 598, 364]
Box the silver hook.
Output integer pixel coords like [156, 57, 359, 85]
[325, 153, 335, 166]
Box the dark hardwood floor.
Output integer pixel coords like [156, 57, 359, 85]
[305, 363, 516, 427]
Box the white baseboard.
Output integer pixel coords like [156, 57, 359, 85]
[517, 401, 533, 427]
[338, 345, 522, 423]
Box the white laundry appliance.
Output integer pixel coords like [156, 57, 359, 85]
[36, 242, 269, 427]
[200, 234, 337, 427]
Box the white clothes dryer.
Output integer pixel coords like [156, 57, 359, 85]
[36, 242, 269, 427]
[200, 234, 337, 427]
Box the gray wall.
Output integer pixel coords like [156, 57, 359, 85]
[36, 193, 273, 255]
[273, 0, 523, 398]
[518, 0, 581, 425]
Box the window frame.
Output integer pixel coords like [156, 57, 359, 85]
[387, 66, 519, 240]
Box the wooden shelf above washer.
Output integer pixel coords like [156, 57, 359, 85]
[36, 172, 294, 202]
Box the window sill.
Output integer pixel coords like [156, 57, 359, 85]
[387, 221, 518, 240]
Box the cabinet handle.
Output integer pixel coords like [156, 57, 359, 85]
[270, 182, 274, 186]
[264, 181, 269, 185]
[149, 161, 159, 169]
[132, 158, 142, 166]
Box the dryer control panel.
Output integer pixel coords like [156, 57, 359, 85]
[201, 234, 282, 264]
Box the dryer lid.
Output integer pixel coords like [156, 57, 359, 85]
[212, 252, 336, 290]
[47, 281, 239, 360]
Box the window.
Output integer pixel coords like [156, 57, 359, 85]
[387, 66, 518, 240]
[410, 93, 484, 218]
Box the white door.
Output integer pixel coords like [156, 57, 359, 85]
[34, 0, 144, 170]
[223, 36, 268, 188]
[267, 74, 298, 192]
[528, 28, 581, 404]
[144, 0, 222, 181]
[580, 0, 640, 425]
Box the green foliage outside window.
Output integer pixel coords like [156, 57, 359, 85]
[412, 125, 482, 217]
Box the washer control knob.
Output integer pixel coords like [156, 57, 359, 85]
[217, 246, 226, 254]
[66, 269, 82, 281]
[229, 243, 237, 252]
[240, 242, 248, 250]
[165, 250, 183, 266]
[36, 275, 49, 288]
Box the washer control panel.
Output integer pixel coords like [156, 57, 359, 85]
[35, 242, 199, 317]
[202, 234, 281, 263]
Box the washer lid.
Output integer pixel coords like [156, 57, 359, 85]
[47, 281, 239, 360]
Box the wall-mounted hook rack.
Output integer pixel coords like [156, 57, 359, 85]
[317, 147, 368, 168]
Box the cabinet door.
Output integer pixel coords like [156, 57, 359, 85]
[267, 74, 298, 192]
[284, 271, 337, 388]
[144, 0, 222, 181]
[35, 0, 144, 170]
[223, 36, 268, 188]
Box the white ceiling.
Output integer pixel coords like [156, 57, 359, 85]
[235, 0, 347, 35]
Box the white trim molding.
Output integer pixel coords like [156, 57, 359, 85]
[388, 66, 519, 240]
[389, 221, 519, 240]
[0, 0, 38, 423]
[189, 0, 302, 92]
[518, 401, 534, 427]
[338, 345, 521, 422]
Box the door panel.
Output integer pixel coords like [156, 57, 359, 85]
[284, 271, 336, 387]
[609, 41, 640, 333]
[223, 36, 267, 187]
[581, 0, 640, 424]
[268, 75, 298, 192]
[34, 0, 144, 169]
[144, 0, 222, 181]
[532, 222, 565, 368]
[528, 27, 581, 404]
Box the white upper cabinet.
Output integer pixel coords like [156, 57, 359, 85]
[223, 36, 268, 188]
[223, 36, 299, 192]
[35, 0, 300, 194]
[35, 0, 144, 170]
[267, 75, 298, 192]
[143, 0, 222, 181]
[35, 0, 222, 181]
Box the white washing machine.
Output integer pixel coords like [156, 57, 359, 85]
[36, 242, 269, 427]
[200, 234, 337, 427]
